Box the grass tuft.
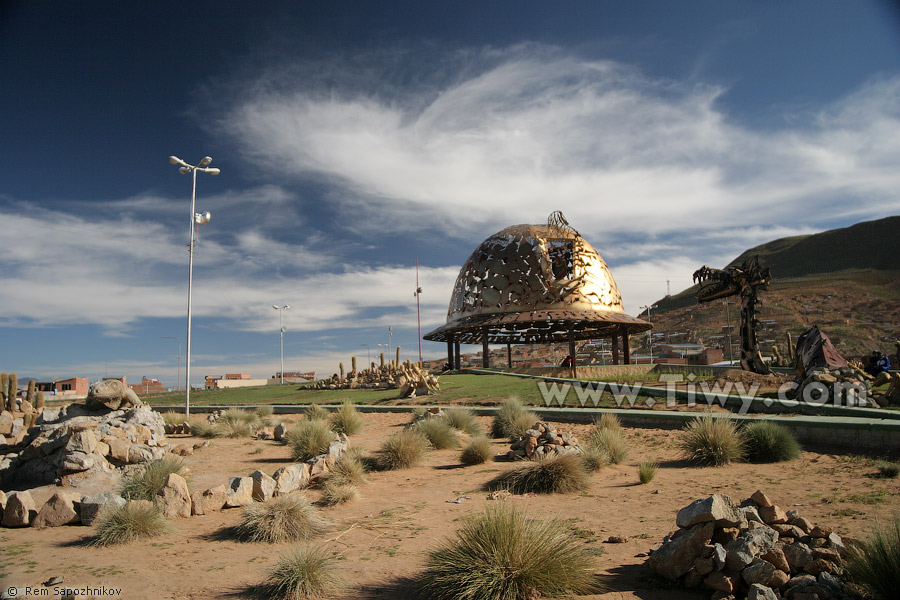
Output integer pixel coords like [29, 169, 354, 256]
[742, 420, 801, 463]
[190, 420, 227, 438]
[875, 460, 900, 479]
[678, 413, 745, 466]
[257, 545, 343, 600]
[638, 460, 658, 484]
[415, 503, 597, 600]
[92, 501, 171, 546]
[488, 454, 590, 495]
[585, 428, 629, 465]
[415, 418, 460, 449]
[845, 517, 900, 600]
[305, 403, 331, 421]
[286, 420, 336, 462]
[593, 413, 622, 432]
[121, 457, 190, 501]
[378, 429, 429, 470]
[460, 436, 493, 465]
[329, 453, 368, 487]
[491, 397, 539, 441]
[580, 446, 609, 473]
[255, 405, 274, 418]
[236, 494, 330, 543]
[329, 401, 365, 436]
[443, 408, 482, 436]
[319, 480, 360, 506]
[160, 411, 185, 426]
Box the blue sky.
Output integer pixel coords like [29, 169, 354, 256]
[2, 1, 899, 387]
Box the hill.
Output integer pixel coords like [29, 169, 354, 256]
[643, 216, 900, 361]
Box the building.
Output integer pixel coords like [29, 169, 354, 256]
[35, 377, 90, 400]
[204, 373, 269, 389]
[128, 377, 168, 395]
[273, 371, 317, 383]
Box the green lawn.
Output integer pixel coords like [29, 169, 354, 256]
[146, 373, 551, 408]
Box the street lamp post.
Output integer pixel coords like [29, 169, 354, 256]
[641, 304, 659, 364]
[160, 337, 181, 391]
[360, 344, 371, 367]
[273, 305, 290, 383]
[414, 258, 423, 365]
[169, 155, 219, 420]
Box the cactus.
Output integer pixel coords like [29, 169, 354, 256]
[339, 362, 345, 378]
[395, 347, 401, 369]
[351, 356, 357, 375]
[8, 373, 17, 410]
[379, 353, 385, 368]
[26, 379, 35, 403]
[0, 372, 8, 411]
[35, 390, 45, 410]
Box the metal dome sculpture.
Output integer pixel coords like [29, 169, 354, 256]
[424, 212, 651, 370]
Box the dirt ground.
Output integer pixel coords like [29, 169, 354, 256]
[1, 412, 898, 599]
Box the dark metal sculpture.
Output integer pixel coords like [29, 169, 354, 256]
[693, 256, 771, 374]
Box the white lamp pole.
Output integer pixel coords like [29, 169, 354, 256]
[361, 344, 371, 367]
[169, 155, 219, 420]
[641, 304, 659, 364]
[414, 258, 423, 365]
[273, 305, 290, 383]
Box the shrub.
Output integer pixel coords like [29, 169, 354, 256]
[190, 420, 227, 439]
[742, 420, 801, 463]
[580, 446, 609, 473]
[220, 408, 264, 429]
[329, 401, 365, 436]
[444, 408, 482, 436]
[329, 453, 367, 487]
[593, 413, 622, 432]
[160, 411, 185, 426]
[845, 517, 900, 600]
[378, 429, 429, 470]
[585, 428, 628, 465]
[236, 494, 330, 543]
[287, 420, 335, 462]
[415, 418, 460, 449]
[257, 545, 343, 600]
[491, 397, 539, 441]
[415, 503, 596, 600]
[305, 404, 330, 421]
[92, 501, 171, 546]
[638, 460, 658, 484]
[876, 460, 900, 479]
[319, 480, 360, 506]
[488, 454, 590, 495]
[121, 457, 190, 501]
[679, 413, 745, 466]
[460, 437, 493, 465]
[255, 405, 274, 418]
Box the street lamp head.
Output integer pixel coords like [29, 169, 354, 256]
[283, 305, 290, 310]
[273, 305, 279, 310]
[169, 155, 189, 167]
[202, 167, 221, 175]
[179, 166, 191, 174]
[198, 156, 213, 167]
[194, 211, 211, 225]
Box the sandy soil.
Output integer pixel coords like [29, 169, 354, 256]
[1, 412, 898, 599]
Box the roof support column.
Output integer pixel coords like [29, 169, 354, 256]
[611, 331, 620, 365]
[621, 325, 631, 365]
[447, 339, 454, 371]
[507, 342, 513, 369]
[454, 341, 461, 370]
[482, 327, 490, 369]
[568, 325, 577, 379]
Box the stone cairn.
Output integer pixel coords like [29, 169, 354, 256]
[314, 354, 439, 398]
[648, 491, 850, 600]
[795, 366, 873, 408]
[507, 421, 583, 460]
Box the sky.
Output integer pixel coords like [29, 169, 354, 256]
[2, 1, 900, 388]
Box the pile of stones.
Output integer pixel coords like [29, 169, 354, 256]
[795, 367, 873, 408]
[0, 380, 167, 487]
[507, 421, 583, 460]
[648, 491, 850, 600]
[315, 359, 439, 397]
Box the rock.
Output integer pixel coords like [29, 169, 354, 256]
[127, 444, 154, 464]
[817, 571, 842, 595]
[683, 568, 703, 588]
[155, 473, 191, 518]
[789, 515, 813, 533]
[64, 429, 98, 454]
[273, 423, 287, 441]
[761, 545, 790, 573]
[677, 494, 744, 528]
[308, 456, 329, 481]
[0, 490, 6, 512]
[60, 450, 95, 473]
[649, 521, 715, 579]
[694, 557, 715, 576]
[746, 583, 778, 600]
[751, 490, 773, 507]
[725, 527, 779, 571]
[712, 543, 727, 570]
[803, 557, 833, 576]
[606, 535, 628, 543]
[704, 571, 736, 593]
[768, 569, 790, 588]
[273, 463, 310, 495]
[782, 542, 813, 571]
[325, 439, 346, 467]
[772, 523, 805, 538]
[95, 441, 110, 456]
[0, 411, 13, 435]
[713, 527, 740, 545]
[170, 444, 193, 457]
[2, 491, 37, 527]
[191, 485, 228, 515]
[759, 504, 788, 525]
[106, 438, 132, 462]
[86, 379, 143, 410]
[741, 505, 764, 525]
[743, 558, 776, 586]
[809, 525, 832, 538]
[32, 492, 80, 528]
[826, 532, 845, 555]
[225, 476, 254, 507]
[811, 547, 841, 563]
[250, 470, 276, 502]
[79, 493, 125, 525]
[257, 428, 272, 440]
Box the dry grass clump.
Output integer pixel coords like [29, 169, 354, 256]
[491, 397, 539, 441]
[443, 408, 482, 436]
[415, 503, 597, 600]
[845, 517, 900, 600]
[378, 429, 429, 470]
[679, 413, 745, 466]
[189, 420, 227, 438]
[415, 418, 460, 449]
[286, 420, 335, 462]
[305, 404, 330, 421]
[160, 411, 185, 426]
[742, 420, 801, 463]
[488, 454, 590, 495]
[329, 452, 368, 486]
[580, 446, 609, 473]
[318, 480, 360, 506]
[236, 494, 330, 543]
[256, 545, 343, 600]
[460, 436, 493, 465]
[255, 405, 274, 418]
[638, 460, 658, 484]
[593, 412, 622, 432]
[91, 501, 171, 546]
[875, 460, 900, 479]
[121, 457, 190, 500]
[585, 427, 629, 465]
[329, 401, 365, 436]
